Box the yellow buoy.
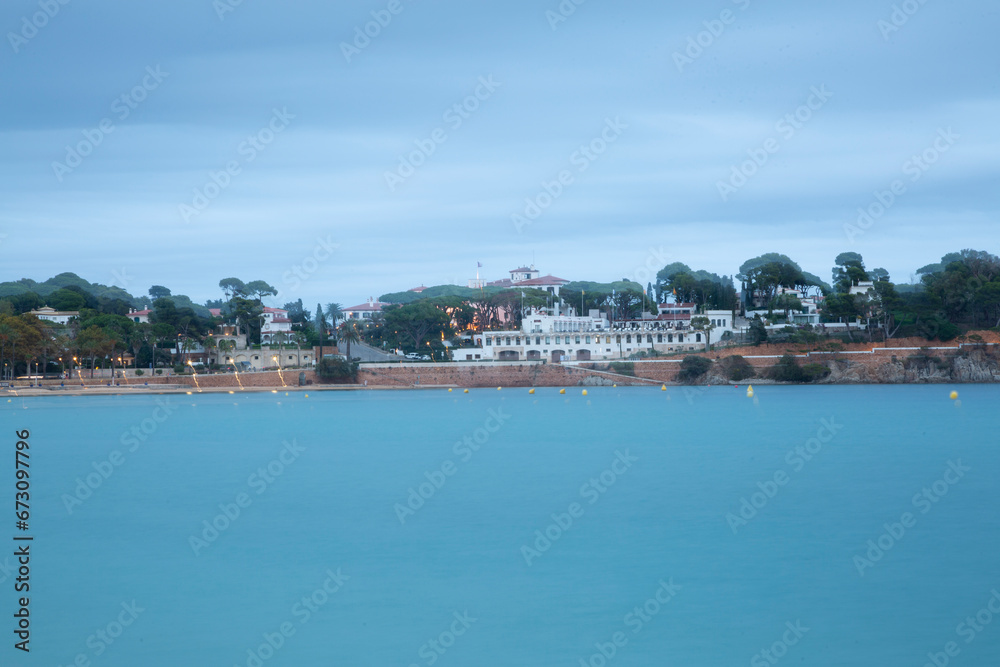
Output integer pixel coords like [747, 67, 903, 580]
[582, 389, 588, 396]
[186, 391, 192, 395]
[305, 394, 309, 398]
[661, 385, 667, 391]
[559, 388, 566, 394]
[228, 390, 234, 394]
[448, 388, 452, 392]
[747, 384, 754, 398]
[613, 384, 617, 388]
[950, 390, 958, 400]
[271, 389, 277, 393]
[497, 386, 502, 391]
[464, 389, 469, 393]
[529, 388, 535, 394]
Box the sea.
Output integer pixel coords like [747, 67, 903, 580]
[3, 384, 999, 666]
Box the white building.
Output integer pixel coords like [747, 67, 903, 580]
[260, 307, 293, 344]
[343, 297, 387, 322]
[451, 304, 739, 361]
[849, 281, 875, 296]
[128, 308, 152, 324]
[509, 265, 540, 282]
[29, 306, 79, 325]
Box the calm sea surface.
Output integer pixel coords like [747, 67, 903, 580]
[3, 385, 999, 666]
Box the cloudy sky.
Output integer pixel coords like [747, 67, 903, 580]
[2, 0, 997, 309]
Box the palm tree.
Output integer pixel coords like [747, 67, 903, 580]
[326, 303, 343, 327]
[203, 336, 217, 366]
[292, 331, 307, 366]
[337, 321, 361, 360]
[217, 339, 236, 367]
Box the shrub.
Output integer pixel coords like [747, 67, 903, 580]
[155, 369, 163, 375]
[718, 355, 755, 381]
[768, 354, 805, 382]
[317, 357, 359, 383]
[173, 364, 186, 374]
[678, 355, 712, 383]
[609, 362, 635, 377]
[135, 369, 144, 376]
[800, 363, 831, 382]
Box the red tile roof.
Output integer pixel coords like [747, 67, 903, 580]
[345, 302, 385, 311]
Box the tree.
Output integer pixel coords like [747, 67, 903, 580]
[217, 339, 235, 361]
[48, 287, 88, 311]
[203, 336, 217, 365]
[678, 355, 712, 383]
[832, 253, 869, 293]
[316, 356, 358, 383]
[690, 316, 716, 351]
[382, 301, 453, 351]
[315, 303, 327, 362]
[149, 285, 172, 300]
[772, 294, 803, 322]
[245, 280, 277, 305]
[326, 303, 343, 326]
[283, 300, 311, 326]
[219, 278, 246, 325]
[77, 325, 109, 378]
[336, 321, 361, 359]
[749, 314, 768, 346]
[975, 282, 1000, 327]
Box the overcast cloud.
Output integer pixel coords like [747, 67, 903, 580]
[1, 0, 997, 308]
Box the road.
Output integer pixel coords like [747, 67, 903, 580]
[349, 341, 401, 362]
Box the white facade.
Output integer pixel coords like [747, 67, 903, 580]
[261, 307, 293, 343]
[344, 297, 387, 321]
[458, 307, 729, 361]
[128, 308, 151, 324]
[509, 265, 540, 282]
[29, 306, 79, 325]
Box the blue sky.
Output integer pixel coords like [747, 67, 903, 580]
[1, 0, 997, 309]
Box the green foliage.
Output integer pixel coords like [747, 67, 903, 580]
[135, 369, 144, 376]
[678, 355, 712, 382]
[149, 285, 171, 300]
[316, 356, 359, 382]
[801, 363, 831, 382]
[749, 315, 768, 345]
[382, 301, 454, 351]
[380, 284, 508, 305]
[607, 361, 634, 376]
[718, 355, 755, 381]
[768, 354, 806, 382]
[655, 264, 738, 311]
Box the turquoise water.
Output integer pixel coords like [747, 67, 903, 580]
[3, 385, 999, 666]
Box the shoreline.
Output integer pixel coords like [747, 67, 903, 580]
[4, 378, 991, 398]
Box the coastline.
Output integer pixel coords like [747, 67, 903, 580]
[6, 333, 999, 397]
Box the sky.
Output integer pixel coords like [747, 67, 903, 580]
[1, 0, 998, 310]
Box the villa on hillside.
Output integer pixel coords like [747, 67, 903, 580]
[452, 304, 743, 362]
[260, 307, 293, 344]
[343, 297, 388, 322]
[29, 306, 79, 325]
